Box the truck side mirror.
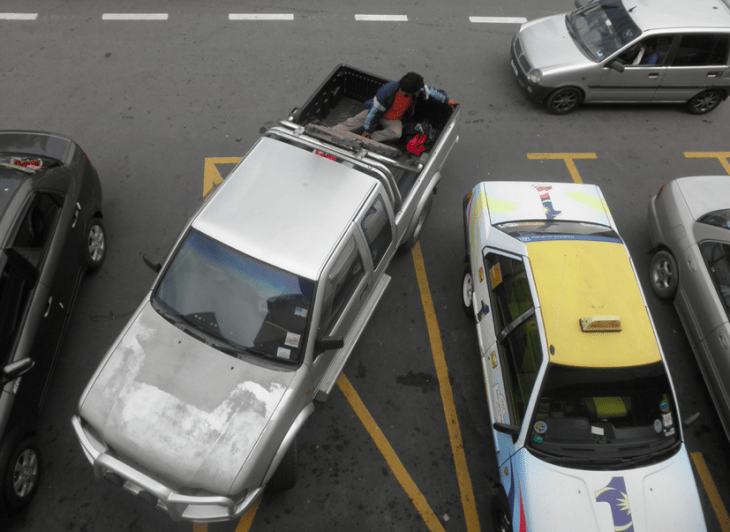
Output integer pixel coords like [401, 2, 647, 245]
[1, 358, 34, 385]
[315, 336, 344, 356]
[143, 254, 162, 273]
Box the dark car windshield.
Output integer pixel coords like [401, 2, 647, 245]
[153, 230, 315, 364]
[528, 362, 680, 469]
[567, 0, 641, 61]
[495, 220, 620, 243]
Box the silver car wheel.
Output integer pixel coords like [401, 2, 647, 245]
[650, 250, 678, 300]
[546, 87, 582, 115]
[12, 448, 39, 498]
[687, 89, 722, 115]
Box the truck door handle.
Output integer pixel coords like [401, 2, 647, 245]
[44, 296, 53, 317]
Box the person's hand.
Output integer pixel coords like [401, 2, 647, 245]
[448, 99, 459, 109]
[362, 131, 372, 139]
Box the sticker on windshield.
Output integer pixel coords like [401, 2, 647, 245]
[662, 413, 673, 427]
[654, 419, 662, 433]
[664, 427, 676, 437]
[596, 50, 604, 59]
[591, 426, 605, 436]
[285, 332, 301, 348]
[534, 421, 548, 434]
[295, 307, 308, 318]
[277, 347, 291, 359]
[660, 400, 669, 412]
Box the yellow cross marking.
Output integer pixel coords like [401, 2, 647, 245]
[527, 153, 597, 184]
[684, 152, 730, 175]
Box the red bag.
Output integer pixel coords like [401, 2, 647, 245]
[407, 133, 429, 155]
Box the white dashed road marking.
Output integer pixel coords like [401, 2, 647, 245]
[229, 14, 294, 20]
[101, 13, 169, 20]
[0, 13, 38, 20]
[355, 14, 408, 22]
[469, 16, 527, 23]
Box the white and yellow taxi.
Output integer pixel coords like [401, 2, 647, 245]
[461, 182, 706, 532]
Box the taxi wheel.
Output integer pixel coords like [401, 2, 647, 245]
[268, 437, 297, 491]
[491, 488, 512, 532]
[649, 250, 678, 300]
[687, 89, 723, 115]
[462, 265, 475, 319]
[85, 218, 107, 271]
[0, 438, 41, 515]
[546, 87, 582, 115]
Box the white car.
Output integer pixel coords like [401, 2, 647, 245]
[461, 181, 707, 531]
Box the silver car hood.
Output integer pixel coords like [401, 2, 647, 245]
[79, 300, 295, 493]
[675, 175, 730, 221]
[519, 14, 590, 71]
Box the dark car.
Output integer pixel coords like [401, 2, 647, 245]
[0, 131, 105, 517]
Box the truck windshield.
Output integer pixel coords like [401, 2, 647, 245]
[567, 0, 641, 61]
[495, 220, 620, 243]
[153, 230, 315, 364]
[528, 362, 680, 469]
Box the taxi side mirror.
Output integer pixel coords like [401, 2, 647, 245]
[493, 422, 521, 443]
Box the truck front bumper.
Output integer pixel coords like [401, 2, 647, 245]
[71, 415, 262, 522]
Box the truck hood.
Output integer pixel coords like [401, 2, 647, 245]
[511, 446, 706, 531]
[79, 300, 295, 493]
[518, 14, 590, 70]
[482, 181, 612, 227]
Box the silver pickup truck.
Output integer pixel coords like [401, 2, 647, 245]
[71, 65, 460, 522]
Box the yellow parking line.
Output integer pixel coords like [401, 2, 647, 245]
[684, 152, 730, 175]
[337, 373, 447, 532]
[691, 453, 730, 531]
[527, 153, 597, 184]
[411, 243, 481, 532]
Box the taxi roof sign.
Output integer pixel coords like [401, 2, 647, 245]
[580, 316, 621, 332]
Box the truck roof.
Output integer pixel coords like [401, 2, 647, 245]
[628, 0, 730, 31]
[193, 137, 376, 280]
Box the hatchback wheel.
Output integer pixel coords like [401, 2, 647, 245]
[85, 218, 106, 271]
[687, 89, 723, 115]
[0, 439, 41, 515]
[546, 87, 582, 115]
[649, 250, 678, 300]
[462, 265, 475, 319]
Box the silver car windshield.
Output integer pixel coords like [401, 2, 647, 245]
[567, 0, 641, 61]
[528, 362, 681, 469]
[153, 230, 315, 364]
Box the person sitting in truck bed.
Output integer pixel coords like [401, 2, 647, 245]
[333, 72, 457, 143]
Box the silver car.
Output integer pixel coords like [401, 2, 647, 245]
[510, 0, 730, 114]
[647, 175, 730, 442]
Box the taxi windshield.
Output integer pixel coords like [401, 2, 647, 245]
[567, 0, 641, 61]
[153, 230, 315, 364]
[528, 362, 680, 468]
[496, 220, 620, 243]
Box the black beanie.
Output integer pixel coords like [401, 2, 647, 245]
[399, 72, 424, 94]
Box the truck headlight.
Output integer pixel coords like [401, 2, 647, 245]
[528, 69, 543, 84]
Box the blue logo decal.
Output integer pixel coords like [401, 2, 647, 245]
[595, 477, 634, 532]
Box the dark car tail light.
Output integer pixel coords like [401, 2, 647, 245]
[82, 151, 91, 165]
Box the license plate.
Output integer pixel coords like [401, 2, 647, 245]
[511, 60, 519, 77]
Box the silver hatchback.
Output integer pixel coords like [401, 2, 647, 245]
[510, 0, 730, 114]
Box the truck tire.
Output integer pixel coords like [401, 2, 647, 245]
[268, 437, 297, 491]
[405, 195, 434, 250]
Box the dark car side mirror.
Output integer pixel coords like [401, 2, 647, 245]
[143, 254, 162, 273]
[315, 336, 345, 357]
[1, 358, 35, 385]
[608, 60, 626, 73]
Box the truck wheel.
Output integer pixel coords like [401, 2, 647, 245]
[491, 488, 512, 532]
[462, 265, 475, 319]
[268, 438, 297, 491]
[649, 250, 678, 300]
[85, 218, 106, 271]
[405, 196, 434, 250]
[546, 87, 582, 115]
[687, 89, 722, 115]
[0, 438, 41, 516]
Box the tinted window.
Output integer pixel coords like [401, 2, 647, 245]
[528, 362, 679, 468]
[616, 36, 674, 66]
[672, 34, 730, 67]
[501, 316, 542, 426]
[0, 262, 35, 363]
[360, 195, 392, 269]
[699, 241, 730, 313]
[12, 193, 61, 270]
[155, 230, 315, 364]
[485, 253, 533, 332]
[319, 237, 365, 335]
